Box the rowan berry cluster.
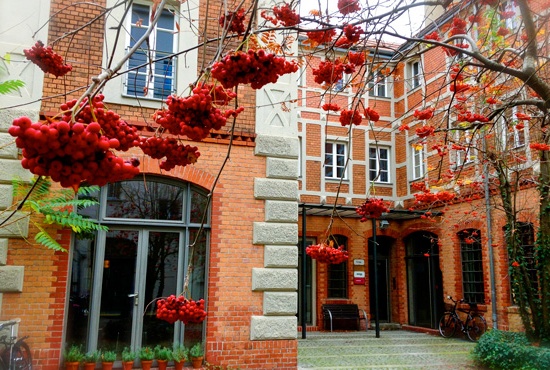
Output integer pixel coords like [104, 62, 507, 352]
[211, 49, 298, 90]
[262, 4, 300, 27]
[23, 41, 72, 77]
[356, 198, 390, 220]
[156, 295, 207, 325]
[9, 116, 139, 188]
[339, 109, 362, 126]
[306, 29, 336, 45]
[364, 107, 380, 122]
[306, 243, 349, 264]
[139, 137, 200, 171]
[313, 60, 345, 85]
[61, 94, 140, 151]
[219, 8, 246, 35]
[337, 0, 361, 15]
[457, 112, 489, 123]
[153, 85, 237, 141]
[413, 108, 434, 120]
[415, 125, 436, 138]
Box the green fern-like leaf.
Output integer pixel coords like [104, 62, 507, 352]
[34, 230, 67, 252]
[0, 80, 24, 95]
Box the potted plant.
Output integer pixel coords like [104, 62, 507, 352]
[138, 347, 154, 370]
[100, 350, 117, 370]
[121, 347, 136, 370]
[82, 351, 99, 370]
[153, 346, 172, 370]
[189, 343, 204, 369]
[64, 345, 84, 370]
[171, 345, 188, 370]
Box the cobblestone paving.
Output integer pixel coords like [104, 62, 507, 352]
[298, 330, 479, 369]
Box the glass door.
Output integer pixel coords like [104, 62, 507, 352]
[89, 229, 183, 351]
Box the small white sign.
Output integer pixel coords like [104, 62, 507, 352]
[354, 271, 365, 278]
[354, 259, 365, 266]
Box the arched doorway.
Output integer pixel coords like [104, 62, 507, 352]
[405, 231, 443, 329]
[368, 236, 393, 323]
[66, 176, 210, 351]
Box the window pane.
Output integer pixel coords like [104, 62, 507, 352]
[156, 30, 174, 53]
[190, 189, 209, 224]
[106, 179, 184, 220]
[157, 9, 174, 30]
[132, 4, 149, 26]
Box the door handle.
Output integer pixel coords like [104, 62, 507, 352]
[128, 293, 139, 306]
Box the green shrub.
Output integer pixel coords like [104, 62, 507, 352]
[473, 330, 550, 370]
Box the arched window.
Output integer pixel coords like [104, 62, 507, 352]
[67, 176, 210, 351]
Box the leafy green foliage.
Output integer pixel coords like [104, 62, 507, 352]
[473, 330, 550, 370]
[11, 177, 107, 251]
[0, 79, 25, 95]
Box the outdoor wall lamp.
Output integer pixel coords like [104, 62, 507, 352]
[379, 220, 390, 229]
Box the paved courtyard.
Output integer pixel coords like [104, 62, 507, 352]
[298, 330, 479, 369]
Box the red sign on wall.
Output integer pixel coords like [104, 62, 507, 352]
[353, 277, 365, 285]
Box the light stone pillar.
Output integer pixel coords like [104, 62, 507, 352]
[0, 0, 52, 313]
[250, 0, 300, 340]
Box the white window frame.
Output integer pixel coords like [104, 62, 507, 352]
[369, 146, 391, 183]
[501, 1, 520, 30]
[333, 73, 351, 92]
[369, 71, 388, 97]
[454, 131, 476, 168]
[411, 143, 426, 180]
[102, 0, 199, 108]
[324, 141, 348, 180]
[407, 60, 422, 90]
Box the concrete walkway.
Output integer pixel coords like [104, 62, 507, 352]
[298, 330, 479, 369]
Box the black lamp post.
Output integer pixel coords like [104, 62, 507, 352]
[371, 218, 380, 338]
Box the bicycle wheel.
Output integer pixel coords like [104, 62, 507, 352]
[466, 314, 487, 342]
[11, 341, 32, 370]
[438, 312, 458, 338]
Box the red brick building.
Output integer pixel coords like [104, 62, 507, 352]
[0, 0, 547, 369]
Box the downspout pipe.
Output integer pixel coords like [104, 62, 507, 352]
[483, 137, 498, 329]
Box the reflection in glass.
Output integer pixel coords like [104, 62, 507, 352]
[98, 230, 138, 350]
[66, 235, 96, 347]
[106, 180, 184, 220]
[190, 190, 208, 224]
[184, 229, 207, 346]
[142, 232, 179, 347]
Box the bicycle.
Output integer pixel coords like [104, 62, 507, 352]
[0, 320, 32, 370]
[438, 296, 487, 342]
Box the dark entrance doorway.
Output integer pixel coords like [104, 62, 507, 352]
[405, 232, 444, 328]
[368, 236, 392, 322]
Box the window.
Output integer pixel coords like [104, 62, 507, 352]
[325, 141, 347, 179]
[453, 130, 476, 168]
[496, 108, 526, 151]
[368, 72, 387, 97]
[103, 0, 198, 107]
[500, 1, 519, 30]
[509, 223, 538, 302]
[369, 146, 390, 183]
[459, 229, 485, 304]
[126, 3, 177, 100]
[411, 143, 426, 180]
[328, 235, 348, 298]
[333, 73, 350, 92]
[408, 60, 421, 90]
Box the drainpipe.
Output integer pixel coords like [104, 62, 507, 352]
[372, 218, 380, 338]
[483, 137, 498, 329]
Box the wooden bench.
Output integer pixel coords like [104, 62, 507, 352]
[322, 304, 368, 332]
